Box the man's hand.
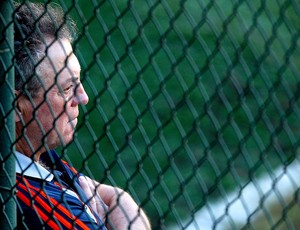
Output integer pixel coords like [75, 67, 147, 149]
[78, 175, 151, 230]
[78, 176, 108, 222]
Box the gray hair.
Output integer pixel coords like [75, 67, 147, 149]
[14, 2, 77, 98]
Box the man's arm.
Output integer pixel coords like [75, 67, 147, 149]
[79, 175, 151, 230]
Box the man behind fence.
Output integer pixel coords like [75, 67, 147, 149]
[14, 2, 150, 229]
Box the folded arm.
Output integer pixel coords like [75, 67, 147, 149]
[79, 176, 151, 230]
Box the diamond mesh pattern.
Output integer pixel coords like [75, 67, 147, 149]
[1, 0, 300, 229]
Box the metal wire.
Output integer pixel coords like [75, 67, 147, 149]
[1, 0, 300, 229]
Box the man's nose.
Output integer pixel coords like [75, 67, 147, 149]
[72, 84, 89, 106]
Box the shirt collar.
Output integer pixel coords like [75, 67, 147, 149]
[15, 151, 54, 182]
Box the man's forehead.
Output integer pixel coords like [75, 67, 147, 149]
[46, 39, 74, 66]
[37, 38, 81, 86]
[45, 39, 80, 71]
[47, 38, 73, 55]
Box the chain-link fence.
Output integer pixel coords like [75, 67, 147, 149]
[1, 0, 300, 229]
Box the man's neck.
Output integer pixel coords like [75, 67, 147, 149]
[16, 140, 44, 162]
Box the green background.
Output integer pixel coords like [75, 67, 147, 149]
[31, 0, 300, 228]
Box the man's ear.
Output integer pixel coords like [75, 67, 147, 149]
[15, 107, 22, 122]
[15, 91, 22, 122]
[14, 90, 27, 123]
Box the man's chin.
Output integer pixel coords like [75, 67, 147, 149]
[62, 133, 75, 146]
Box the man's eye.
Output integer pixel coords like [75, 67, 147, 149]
[64, 85, 73, 93]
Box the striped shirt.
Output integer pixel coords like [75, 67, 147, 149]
[16, 151, 106, 230]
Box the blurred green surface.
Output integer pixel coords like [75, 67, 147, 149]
[32, 0, 300, 228]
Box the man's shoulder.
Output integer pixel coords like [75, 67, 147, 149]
[41, 150, 79, 175]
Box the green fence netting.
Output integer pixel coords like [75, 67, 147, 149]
[0, 1, 15, 229]
[1, 0, 300, 229]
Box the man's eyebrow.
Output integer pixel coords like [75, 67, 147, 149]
[61, 77, 80, 85]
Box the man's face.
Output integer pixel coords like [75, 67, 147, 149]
[19, 38, 89, 152]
